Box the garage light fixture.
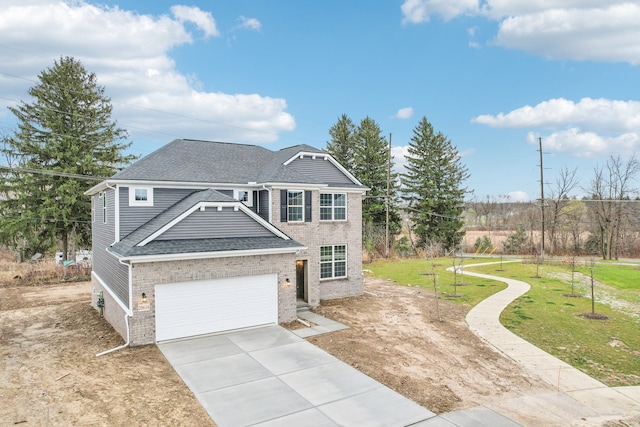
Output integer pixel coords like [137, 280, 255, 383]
[141, 292, 147, 303]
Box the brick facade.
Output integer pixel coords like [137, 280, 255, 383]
[273, 189, 363, 303]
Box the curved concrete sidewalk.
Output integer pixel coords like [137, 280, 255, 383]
[461, 262, 640, 424]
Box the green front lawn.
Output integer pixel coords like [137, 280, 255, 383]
[367, 257, 507, 307]
[367, 257, 640, 386]
[469, 262, 640, 386]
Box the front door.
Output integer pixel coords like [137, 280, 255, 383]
[296, 260, 306, 300]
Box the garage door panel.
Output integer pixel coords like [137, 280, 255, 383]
[155, 274, 277, 341]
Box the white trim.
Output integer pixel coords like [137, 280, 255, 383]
[319, 244, 348, 280]
[286, 190, 304, 223]
[114, 186, 120, 242]
[320, 192, 347, 222]
[282, 151, 364, 187]
[269, 182, 327, 190]
[137, 201, 291, 247]
[91, 271, 133, 315]
[120, 245, 306, 263]
[128, 186, 154, 207]
[234, 189, 253, 207]
[86, 180, 264, 196]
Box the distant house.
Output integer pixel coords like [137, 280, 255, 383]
[85, 139, 366, 345]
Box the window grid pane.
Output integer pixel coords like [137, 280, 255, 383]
[320, 207, 332, 220]
[320, 245, 347, 279]
[320, 193, 347, 221]
[288, 191, 303, 222]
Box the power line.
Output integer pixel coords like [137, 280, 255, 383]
[0, 165, 106, 181]
[0, 215, 91, 224]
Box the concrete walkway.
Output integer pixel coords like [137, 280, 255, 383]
[462, 262, 640, 425]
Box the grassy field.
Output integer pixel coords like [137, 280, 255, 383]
[368, 257, 640, 386]
[468, 261, 640, 386]
[366, 257, 506, 307]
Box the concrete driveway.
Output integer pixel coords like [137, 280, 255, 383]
[158, 325, 436, 427]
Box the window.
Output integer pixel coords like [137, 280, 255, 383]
[288, 191, 304, 222]
[234, 190, 253, 207]
[129, 187, 153, 206]
[320, 245, 347, 279]
[100, 192, 107, 224]
[320, 193, 346, 221]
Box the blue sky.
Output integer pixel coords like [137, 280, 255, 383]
[1, 1, 640, 202]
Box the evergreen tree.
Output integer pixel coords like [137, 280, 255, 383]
[401, 116, 469, 252]
[353, 117, 401, 236]
[326, 113, 356, 169]
[0, 56, 136, 260]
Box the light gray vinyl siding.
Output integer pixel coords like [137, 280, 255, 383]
[287, 157, 354, 185]
[92, 189, 130, 307]
[258, 190, 269, 221]
[155, 207, 274, 240]
[119, 187, 196, 237]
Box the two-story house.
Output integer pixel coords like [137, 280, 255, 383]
[86, 139, 366, 346]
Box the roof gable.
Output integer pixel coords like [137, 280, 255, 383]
[110, 189, 303, 259]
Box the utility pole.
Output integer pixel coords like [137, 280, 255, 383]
[538, 137, 545, 259]
[385, 133, 391, 258]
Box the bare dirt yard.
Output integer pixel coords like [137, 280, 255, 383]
[2, 276, 638, 426]
[0, 281, 214, 426]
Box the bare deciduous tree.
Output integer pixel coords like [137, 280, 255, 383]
[586, 155, 640, 260]
[546, 167, 579, 255]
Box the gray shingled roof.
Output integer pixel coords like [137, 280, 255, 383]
[113, 139, 329, 184]
[110, 188, 303, 258]
[112, 237, 304, 258]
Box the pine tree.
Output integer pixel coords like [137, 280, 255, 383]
[353, 117, 401, 235]
[326, 113, 356, 168]
[401, 116, 469, 252]
[0, 56, 136, 260]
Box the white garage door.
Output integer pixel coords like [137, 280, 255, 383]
[155, 273, 278, 342]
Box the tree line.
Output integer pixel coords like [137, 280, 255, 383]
[14, 57, 633, 263]
[466, 156, 640, 259]
[326, 114, 469, 257]
[1, 57, 470, 262]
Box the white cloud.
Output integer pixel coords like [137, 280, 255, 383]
[401, 0, 640, 64]
[504, 191, 529, 202]
[401, 0, 479, 24]
[394, 107, 414, 120]
[237, 16, 262, 32]
[170, 5, 219, 38]
[472, 98, 640, 132]
[473, 97, 640, 158]
[527, 129, 640, 158]
[494, 4, 640, 64]
[0, 1, 294, 149]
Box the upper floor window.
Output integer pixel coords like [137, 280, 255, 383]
[129, 187, 153, 207]
[280, 189, 311, 223]
[100, 192, 107, 224]
[235, 190, 253, 207]
[320, 193, 346, 221]
[288, 191, 304, 222]
[320, 245, 347, 279]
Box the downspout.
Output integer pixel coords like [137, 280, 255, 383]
[96, 312, 130, 357]
[96, 258, 132, 357]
